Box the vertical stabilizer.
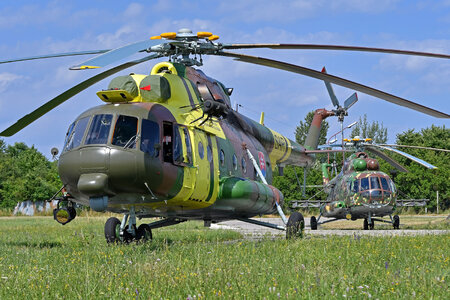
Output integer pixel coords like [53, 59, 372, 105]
[304, 108, 334, 150]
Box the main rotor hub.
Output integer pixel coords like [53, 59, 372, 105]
[147, 28, 224, 66]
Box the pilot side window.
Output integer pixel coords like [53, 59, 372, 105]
[63, 122, 75, 152]
[112, 115, 138, 148]
[65, 116, 90, 151]
[140, 119, 159, 157]
[380, 177, 390, 191]
[85, 114, 112, 145]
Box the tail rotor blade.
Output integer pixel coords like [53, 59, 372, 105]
[344, 92, 358, 110]
[321, 67, 340, 108]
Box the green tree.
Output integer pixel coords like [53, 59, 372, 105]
[350, 114, 388, 143]
[295, 110, 330, 146]
[392, 125, 450, 211]
[0, 142, 61, 208]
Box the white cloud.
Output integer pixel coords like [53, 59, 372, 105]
[0, 72, 23, 92]
[124, 3, 145, 18]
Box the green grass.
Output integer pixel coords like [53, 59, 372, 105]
[0, 217, 448, 299]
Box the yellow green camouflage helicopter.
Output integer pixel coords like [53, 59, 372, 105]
[1, 29, 449, 243]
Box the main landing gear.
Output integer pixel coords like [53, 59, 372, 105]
[104, 207, 186, 244]
[363, 214, 400, 230]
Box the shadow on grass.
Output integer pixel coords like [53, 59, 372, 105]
[7, 241, 63, 249]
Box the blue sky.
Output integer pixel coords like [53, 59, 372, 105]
[0, 0, 449, 157]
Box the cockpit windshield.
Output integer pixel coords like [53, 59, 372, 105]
[352, 175, 394, 201]
[112, 115, 138, 148]
[85, 114, 112, 145]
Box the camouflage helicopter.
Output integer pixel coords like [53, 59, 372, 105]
[310, 137, 443, 230]
[1, 29, 449, 243]
[305, 73, 445, 230]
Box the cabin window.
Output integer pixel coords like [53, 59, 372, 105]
[380, 177, 390, 191]
[241, 157, 247, 174]
[207, 145, 213, 162]
[112, 115, 138, 148]
[140, 119, 160, 157]
[233, 154, 238, 170]
[198, 141, 204, 159]
[65, 116, 90, 151]
[360, 177, 370, 191]
[220, 150, 225, 166]
[85, 114, 113, 145]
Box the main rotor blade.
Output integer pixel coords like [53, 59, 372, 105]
[344, 92, 358, 110]
[0, 54, 160, 137]
[223, 44, 450, 59]
[0, 50, 110, 65]
[364, 146, 409, 172]
[321, 67, 340, 107]
[70, 40, 163, 70]
[379, 144, 450, 153]
[218, 51, 450, 118]
[366, 144, 438, 169]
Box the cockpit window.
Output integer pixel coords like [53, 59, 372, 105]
[63, 122, 75, 151]
[65, 116, 90, 151]
[112, 115, 138, 148]
[140, 119, 159, 157]
[380, 177, 390, 191]
[352, 180, 359, 193]
[370, 177, 380, 190]
[85, 114, 112, 145]
[360, 177, 370, 191]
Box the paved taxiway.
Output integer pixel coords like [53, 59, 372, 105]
[212, 217, 449, 238]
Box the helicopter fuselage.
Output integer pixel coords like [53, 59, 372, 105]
[321, 154, 397, 220]
[58, 62, 315, 221]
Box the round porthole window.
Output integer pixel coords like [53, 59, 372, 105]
[233, 154, 237, 170]
[198, 141, 204, 159]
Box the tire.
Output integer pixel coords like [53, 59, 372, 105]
[310, 216, 318, 230]
[369, 221, 374, 230]
[136, 224, 152, 242]
[363, 218, 369, 230]
[286, 212, 304, 239]
[393, 215, 400, 229]
[105, 217, 121, 244]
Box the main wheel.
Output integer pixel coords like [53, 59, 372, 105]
[369, 221, 375, 230]
[286, 212, 304, 239]
[310, 216, 318, 230]
[136, 224, 152, 242]
[105, 217, 121, 244]
[393, 215, 400, 229]
[363, 218, 369, 230]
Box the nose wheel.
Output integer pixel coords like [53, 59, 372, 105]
[363, 218, 374, 230]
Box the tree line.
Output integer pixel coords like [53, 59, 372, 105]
[0, 114, 448, 212]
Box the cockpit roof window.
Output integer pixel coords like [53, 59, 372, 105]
[85, 114, 113, 145]
[112, 115, 138, 148]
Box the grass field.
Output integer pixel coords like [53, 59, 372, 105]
[0, 216, 448, 299]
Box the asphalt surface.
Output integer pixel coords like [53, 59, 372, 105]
[212, 217, 449, 238]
